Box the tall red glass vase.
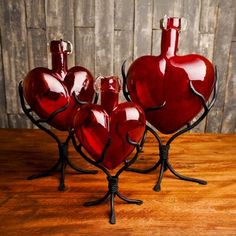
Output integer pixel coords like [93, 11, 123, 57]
[127, 16, 215, 134]
[122, 16, 217, 191]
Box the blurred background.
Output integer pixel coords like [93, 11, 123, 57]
[0, 0, 235, 133]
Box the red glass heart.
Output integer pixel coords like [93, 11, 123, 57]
[127, 17, 215, 134]
[23, 40, 94, 131]
[73, 76, 146, 170]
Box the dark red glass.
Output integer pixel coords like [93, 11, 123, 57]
[23, 40, 94, 131]
[127, 17, 215, 134]
[73, 76, 146, 170]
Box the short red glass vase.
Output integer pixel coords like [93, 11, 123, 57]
[73, 76, 146, 170]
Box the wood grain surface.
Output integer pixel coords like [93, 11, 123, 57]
[0, 129, 235, 235]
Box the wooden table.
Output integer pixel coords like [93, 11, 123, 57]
[0, 129, 235, 235]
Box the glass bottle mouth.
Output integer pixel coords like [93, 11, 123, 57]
[94, 76, 121, 93]
[160, 15, 187, 31]
[50, 39, 73, 54]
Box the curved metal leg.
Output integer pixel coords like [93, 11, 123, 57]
[139, 127, 148, 153]
[66, 158, 98, 174]
[58, 161, 67, 191]
[116, 191, 143, 205]
[27, 158, 61, 180]
[153, 160, 165, 192]
[110, 193, 116, 224]
[127, 159, 161, 174]
[166, 160, 207, 185]
[84, 191, 110, 206]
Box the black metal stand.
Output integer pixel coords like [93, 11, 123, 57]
[18, 81, 97, 191]
[122, 62, 218, 191]
[71, 132, 143, 224]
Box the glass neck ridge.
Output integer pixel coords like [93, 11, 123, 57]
[160, 16, 181, 58]
[51, 52, 68, 77]
[160, 29, 179, 58]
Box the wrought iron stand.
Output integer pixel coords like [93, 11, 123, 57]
[122, 62, 218, 191]
[18, 81, 97, 191]
[71, 132, 143, 224]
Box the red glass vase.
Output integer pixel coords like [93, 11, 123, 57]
[73, 76, 146, 170]
[127, 16, 215, 134]
[23, 40, 94, 131]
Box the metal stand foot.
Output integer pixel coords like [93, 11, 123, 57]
[26, 139, 97, 191]
[167, 161, 207, 185]
[72, 132, 143, 224]
[83, 176, 143, 224]
[127, 159, 161, 174]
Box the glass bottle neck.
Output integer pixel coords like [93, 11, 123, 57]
[101, 91, 119, 115]
[98, 76, 120, 115]
[51, 52, 68, 78]
[160, 29, 179, 58]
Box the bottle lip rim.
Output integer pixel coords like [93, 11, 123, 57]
[94, 75, 121, 93]
[50, 40, 73, 54]
[160, 15, 187, 31]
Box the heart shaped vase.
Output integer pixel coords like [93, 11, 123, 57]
[73, 76, 146, 170]
[126, 16, 215, 134]
[23, 40, 94, 131]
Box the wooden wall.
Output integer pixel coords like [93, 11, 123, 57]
[0, 0, 235, 133]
